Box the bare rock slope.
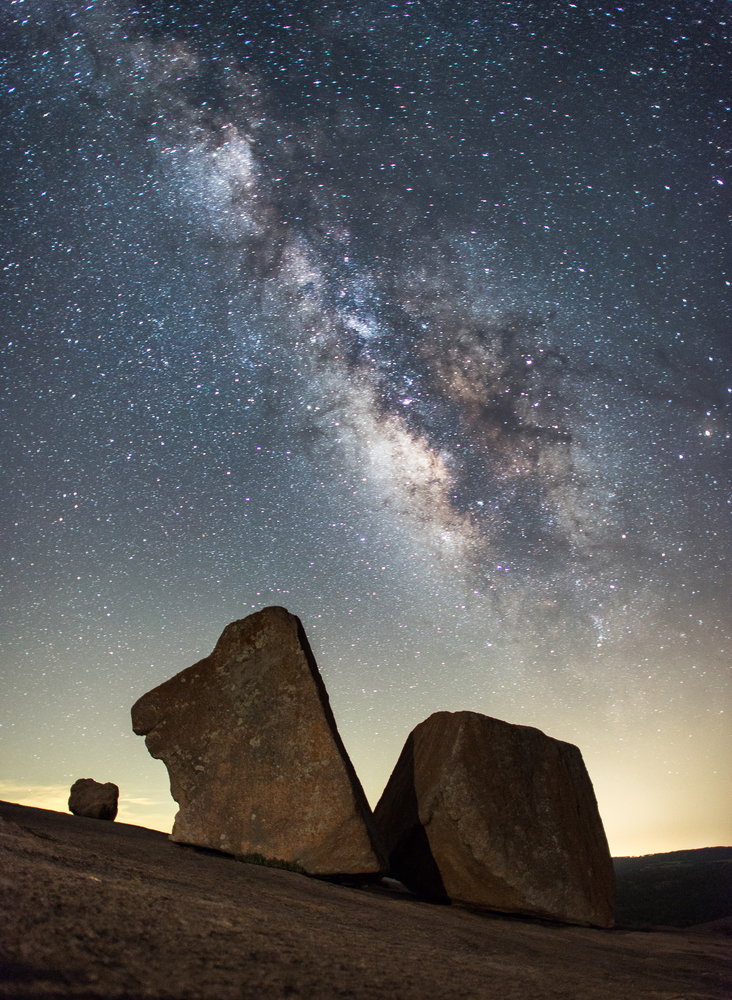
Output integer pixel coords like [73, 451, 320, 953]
[1, 800, 730, 1000]
[131, 605, 385, 876]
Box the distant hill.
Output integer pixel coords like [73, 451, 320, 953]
[613, 847, 732, 928]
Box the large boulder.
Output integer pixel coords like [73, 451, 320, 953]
[68, 778, 119, 821]
[374, 711, 615, 927]
[131, 606, 385, 877]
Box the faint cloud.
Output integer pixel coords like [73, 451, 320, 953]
[117, 796, 176, 833]
[0, 781, 174, 834]
[0, 781, 70, 812]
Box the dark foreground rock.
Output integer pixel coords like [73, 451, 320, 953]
[131, 606, 385, 876]
[68, 778, 119, 821]
[1, 801, 729, 1000]
[374, 711, 615, 927]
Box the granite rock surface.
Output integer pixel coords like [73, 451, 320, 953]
[131, 605, 385, 876]
[2, 799, 730, 1000]
[374, 710, 615, 927]
[68, 778, 119, 821]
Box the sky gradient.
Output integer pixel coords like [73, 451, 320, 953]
[1, 0, 730, 856]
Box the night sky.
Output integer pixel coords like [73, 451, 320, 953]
[2, 0, 730, 856]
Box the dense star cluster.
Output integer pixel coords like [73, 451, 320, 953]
[1, 0, 730, 854]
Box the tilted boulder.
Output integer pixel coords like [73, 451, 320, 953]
[374, 711, 615, 927]
[68, 778, 119, 821]
[131, 606, 385, 877]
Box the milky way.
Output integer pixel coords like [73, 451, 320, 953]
[2, 0, 730, 853]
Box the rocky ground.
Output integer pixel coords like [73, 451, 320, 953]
[1, 800, 730, 1000]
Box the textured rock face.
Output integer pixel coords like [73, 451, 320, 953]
[131, 606, 385, 876]
[68, 778, 119, 821]
[374, 711, 615, 927]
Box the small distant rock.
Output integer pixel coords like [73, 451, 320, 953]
[68, 778, 119, 821]
[374, 711, 615, 927]
[131, 606, 385, 877]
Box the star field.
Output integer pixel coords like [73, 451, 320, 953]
[1, 0, 730, 853]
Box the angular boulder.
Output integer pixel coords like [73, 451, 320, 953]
[374, 711, 615, 927]
[131, 606, 385, 877]
[68, 778, 119, 821]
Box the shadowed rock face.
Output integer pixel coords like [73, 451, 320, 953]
[68, 778, 119, 821]
[131, 606, 385, 877]
[374, 711, 615, 927]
